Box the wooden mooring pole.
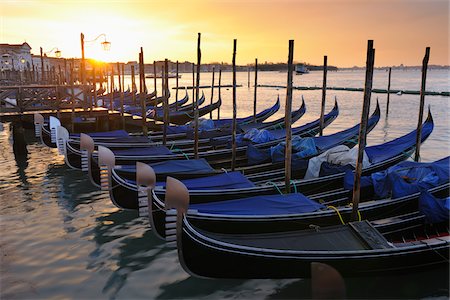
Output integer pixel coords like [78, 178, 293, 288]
[93, 65, 97, 108]
[253, 58, 258, 122]
[319, 55, 328, 136]
[194, 33, 202, 159]
[131, 65, 136, 106]
[209, 67, 215, 119]
[175, 60, 179, 111]
[153, 61, 157, 96]
[386, 67, 392, 116]
[40, 47, 45, 82]
[284, 40, 294, 194]
[192, 62, 195, 111]
[117, 62, 125, 129]
[217, 66, 222, 120]
[231, 39, 237, 171]
[139, 48, 148, 135]
[414, 47, 430, 162]
[351, 40, 375, 221]
[163, 59, 169, 146]
[110, 66, 114, 111]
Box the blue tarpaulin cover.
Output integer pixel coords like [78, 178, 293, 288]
[270, 136, 318, 163]
[419, 191, 450, 223]
[243, 128, 276, 143]
[190, 193, 325, 215]
[112, 146, 174, 156]
[365, 117, 434, 164]
[70, 130, 129, 138]
[156, 171, 255, 190]
[344, 157, 450, 198]
[115, 158, 215, 175]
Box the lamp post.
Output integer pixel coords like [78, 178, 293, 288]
[40, 47, 61, 82]
[80, 33, 111, 85]
[80, 33, 111, 110]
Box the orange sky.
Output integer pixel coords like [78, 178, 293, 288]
[1, 0, 448, 67]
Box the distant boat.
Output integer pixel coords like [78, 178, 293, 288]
[295, 64, 309, 75]
[146, 73, 181, 79]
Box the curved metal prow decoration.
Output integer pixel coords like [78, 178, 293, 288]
[49, 116, 61, 144]
[136, 162, 156, 217]
[56, 126, 69, 156]
[98, 146, 116, 191]
[34, 113, 44, 138]
[80, 133, 95, 172]
[136, 162, 156, 190]
[165, 177, 189, 215]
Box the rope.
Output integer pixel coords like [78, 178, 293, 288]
[171, 147, 190, 160]
[290, 180, 298, 193]
[327, 205, 346, 225]
[265, 181, 283, 195]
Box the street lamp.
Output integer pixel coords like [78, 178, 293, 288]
[80, 32, 111, 84]
[44, 47, 62, 58]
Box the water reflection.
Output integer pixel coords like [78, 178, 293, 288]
[11, 121, 29, 185]
[89, 209, 167, 298]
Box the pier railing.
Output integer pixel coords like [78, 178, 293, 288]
[0, 84, 89, 114]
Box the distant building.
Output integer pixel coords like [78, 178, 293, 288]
[0, 42, 32, 71]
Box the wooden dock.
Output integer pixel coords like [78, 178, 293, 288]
[257, 84, 449, 96]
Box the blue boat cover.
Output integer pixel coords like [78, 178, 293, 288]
[112, 146, 174, 156]
[365, 117, 433, 164]
[187, 118, 215, 130]
[115, 158, 215, 174]
[344, 157, 450, 198]
[189, 193, 325, 215]
[70, 130, 130, 138]
[156, 171, 255, 190]
[243, 128, 276, 143]
[418, 191, 450, 223]
[270, 136, 318, 163]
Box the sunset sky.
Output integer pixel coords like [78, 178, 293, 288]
[1, 0, 448, 67]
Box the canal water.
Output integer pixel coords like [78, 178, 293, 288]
[1, 69, 449, 299]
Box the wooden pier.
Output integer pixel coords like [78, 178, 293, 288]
[257, 84, 449, 96]
[0, 84, 157, 132]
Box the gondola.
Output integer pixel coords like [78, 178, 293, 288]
[58, 100, 339, 173]
[152, 96, 222, 125]
[141, 157, 449, 239]
[165, 176, 450, 279]
[142, 108, 433, 205]
[105, 103, 383, 209]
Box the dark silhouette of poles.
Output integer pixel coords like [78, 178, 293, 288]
[131, 65, 136, 105]
[284, 40, 294, 194]
[352, 40, 375, 221]
[153, 61, 157, 96]
[194, 33, 202, 159]
[319, 55, 328, 136]
[163, 59, 169, 145]
[209, 67, 215, 119]
[386, 67, 392, 116]
[139, 47, 148, 135]
[414, 47, 430, 162]
[175, 60, 179, 111]
[231, 39, 237, 171]
[217, 66, 222, 120]
[253, 58, 258, 122]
